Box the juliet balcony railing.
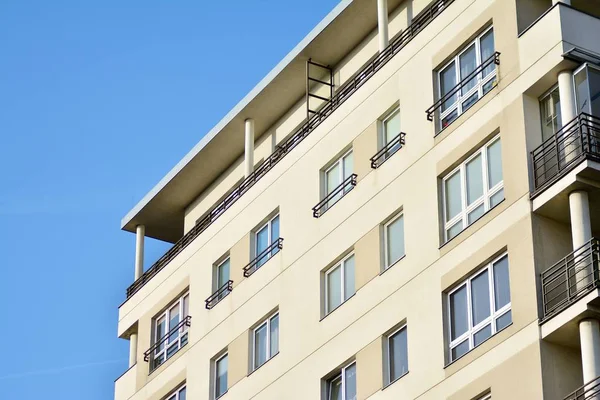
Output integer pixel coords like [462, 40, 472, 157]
[370, 132, 406, 169]
[205, 280, 233, 309]
[531, 113, 600, 196]
[125, 0, 454, 300]
[144, 315, 191, 373]
[541, 238, 600, 321]
[243, 238, 284, 278]
[312, 174, 357, 218]
[425, 51, 500, 125]
[564, 375, 600, 400]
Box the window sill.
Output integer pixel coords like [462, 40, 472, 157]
[320, 293, 357, 322]
[382, 371, 409, 390]
[379, 255, 406, 276]
[247, 352, 280, 377]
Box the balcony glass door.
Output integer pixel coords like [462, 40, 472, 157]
[575, 63, 600, 116]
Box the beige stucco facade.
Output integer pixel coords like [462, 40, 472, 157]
[115, 0, 600, 399]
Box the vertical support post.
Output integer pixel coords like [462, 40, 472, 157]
[129, 333, 138, 367]
[377, 0, 389, 52]
[135, 225, 145, 280]
[244, 118, 255, 178]
[570, 191, 593, 292]
[559, 70, 576, 125]
[580, 319, 600, 384]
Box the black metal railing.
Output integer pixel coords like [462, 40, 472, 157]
[370, 132, 406, 168]
[144, 316, 191, 371]
[205, 280, 234, 309]
[243, 238, 284, 278]
[531, 113, 600, 194]
[125, 0, 454, 299]
[312, 174, 357, 218]
[426, 51, 500, 122]
[541, 238, 600, 321]
[564, 375, 600, 400]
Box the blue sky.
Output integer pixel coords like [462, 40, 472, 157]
[0, 1, 338, 398]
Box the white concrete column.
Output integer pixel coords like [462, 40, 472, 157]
[244, 118, 255, 178]
[129, 333, 138, 367]
[570, 191, 592, 250]
[134, 225, 145, 280]
[377, 0, 389, 52]
[559, 69, 576, 125]
[553, 0, 571, 5]
[580, 319, 600, 383]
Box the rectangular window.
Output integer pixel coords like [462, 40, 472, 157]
[327, 362, 357, 400]
[255, 214, 280, 268]
[151, 292, 189, 370]
[447, 253, 511, 362]
[325, 254, 356, 314]
[384, 213, 405, 269]
[216, 257, 230, 300]
[166, 385, 186, 400]
[438, 27, 496, 129]
[442, 136, 503, 242]
[383, 108, 402, 153]
[252, 312, 279, 370]
[215, 353, 228, 399]
[386, 325, 408, 384]
[539, 85, 561, 141]
[324, 150, 354, 209]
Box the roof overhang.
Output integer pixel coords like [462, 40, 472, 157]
[121, 0, 402, 242]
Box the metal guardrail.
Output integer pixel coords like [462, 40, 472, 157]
[243, 238, 284, 278]
[370, 132, 406, 168]
[541, 238, 600, 321]
[312, 174, 357, 218]
[564, 375, 600, 400]
[205, 280, 234, 309]
[125, 0, 453, 299]
[144, 316, 191, 371]
[531, 113, 600, 195]
[425, 51, 500, 122]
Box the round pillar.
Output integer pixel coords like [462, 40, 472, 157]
[244, 118, 255, 178]
[135, 225, 145, 280]
[377, 0, 389, 52]
[129, 333, 138, 367]
[580, 319, 600, 383]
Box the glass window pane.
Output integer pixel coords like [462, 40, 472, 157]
[461, 92, 479, 113]
[386, 216, 405, 267]
[496, 310, 512, 331]
[441, 108, 458, 129]
[183, 295, 189, 318]
[451, 339, 470, 361]
[447, 220, 463, 240]
[589, 67, 600, 117]
[440, 62, 458, 112]
[216, 355, 228, 398]
[540, 88, 562, 141]
[256, 225, 269, 267]
[343, 152, 354, 181]
[327, 266, 342, 313]
[384, 110, 401, 144]
[254, 324, 267, 368]
[575, 67, 589, 114]
[467, 204, 485, 225]
[445, 171, 462, 222]
[270, 314, 279, 356]
[328, 375, 342, 400]
[450, 285, 469, 340]
[471, 270, 491, 326]
[179, 387, 186, 400]
[326, 163, 341, 196]
[218, 259, 230, 288]
[345, 364, 357, 400]
[473, 324, 492, 347]
[168, 306, 180, 343]
[487, 139, 503, 188]
[460, 44, 477, 94]
[271, 216, 280, 242]
[490, 189, 504, 208]
[480, 29, 495, 76]
[493, 255, 511, 310]
[344, 256, 356, 301]
[466, 154, 483, 205]
[155, 317, 166, 349]
[389, 328, 408, 382]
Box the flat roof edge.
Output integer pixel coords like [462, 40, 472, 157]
[121, 0, 354, 232]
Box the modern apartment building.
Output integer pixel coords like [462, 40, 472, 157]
[114, 0, 600, 399]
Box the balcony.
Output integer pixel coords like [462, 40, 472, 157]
[370, 132, 406, 169]
[312, 174, 357, 218]
[565, 375, 600, 400]
[123, 0, 455, 300]
[144, 316, 191, 373]
[205, 280, 233, 309]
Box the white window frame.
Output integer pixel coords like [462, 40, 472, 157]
[325, 253, 355, 315]
[382, 107, 401, 146]
[324, 150, 353, 196]
[152, 292, 190, 368]
[254, 214, 280, 265]
[477, 394, 492, 400]
[437, 26, 496, 129]
[166, 384, 186, 400]
[252, 312, 279, 370]
[383, 213, 405, 269]
[447, 253, 511, 363]
[214, 352, 228, 399]
[214, 257, 230, 301]
[442, 135, 503, 242]
[385, 324, 408, 385]
[327, 361, 356, 400]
